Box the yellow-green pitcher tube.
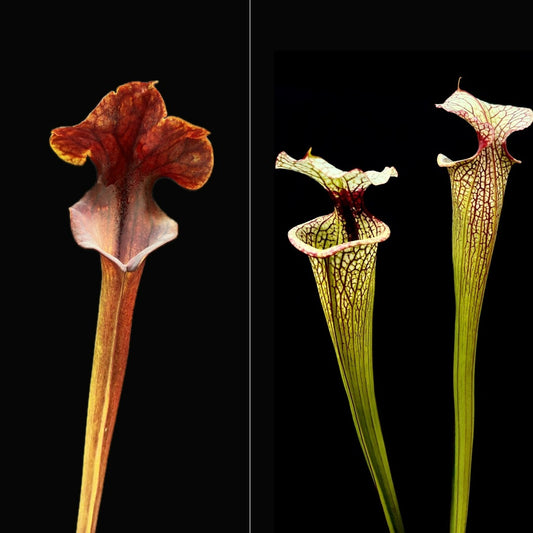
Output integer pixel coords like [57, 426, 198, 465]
[436, 84, 533, 533]
[277, 149, 404, 533]
[309, 246, 402, 533]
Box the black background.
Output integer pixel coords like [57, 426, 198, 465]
[268, 50, 533, 532]
[6, 5, 248, 533]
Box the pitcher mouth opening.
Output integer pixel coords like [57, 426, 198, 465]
[69, 183, 178, 272]
[288, 214, 390, 259]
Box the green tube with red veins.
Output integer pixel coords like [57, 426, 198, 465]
[50, 81, 214, 533]
[436, 84, 532, 533]
[276, 149, 404, 533]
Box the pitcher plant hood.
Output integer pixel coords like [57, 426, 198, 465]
[275, 149, 397, 257]
[50, 81, 214, 271]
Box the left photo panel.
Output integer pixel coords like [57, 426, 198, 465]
[6, 5, 250, 533]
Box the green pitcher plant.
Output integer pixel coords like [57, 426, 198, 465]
[50, 81, 214, 533]
[275, 149, 404, 533]
[436, 85, 533, 533]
